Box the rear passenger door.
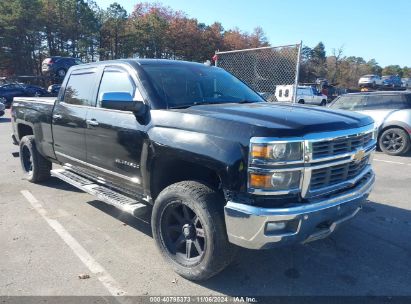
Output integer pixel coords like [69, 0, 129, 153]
[52, 67, 98, 167]
[84, 65, 148, 197]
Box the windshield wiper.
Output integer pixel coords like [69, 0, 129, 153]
[237, 100, 260, 104]
[169, 101, 225, 109]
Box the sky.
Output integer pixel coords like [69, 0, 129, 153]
[95, 0, 411, 67]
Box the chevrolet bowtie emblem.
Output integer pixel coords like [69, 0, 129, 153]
[352, 149, 365, 163]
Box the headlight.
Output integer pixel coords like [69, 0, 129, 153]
[371, 128, 378, 140]
[249, 171, 301, 191]
[251, 142, 303, 162]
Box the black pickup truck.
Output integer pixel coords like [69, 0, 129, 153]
[11, 59, 376, 280]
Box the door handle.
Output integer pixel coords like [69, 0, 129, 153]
[86, 119, 99, 127]
[53, 114, 62, 120]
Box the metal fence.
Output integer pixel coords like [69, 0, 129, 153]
[215, 43, 302, 102]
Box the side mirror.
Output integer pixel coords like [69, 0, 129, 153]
[101, 92, 145, 113]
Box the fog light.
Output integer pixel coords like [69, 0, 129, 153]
[266, 221, 287, 232]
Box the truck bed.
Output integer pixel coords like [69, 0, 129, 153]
[12, 96, 57, 161]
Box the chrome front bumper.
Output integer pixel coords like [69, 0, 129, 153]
[224, 170, 375, 249]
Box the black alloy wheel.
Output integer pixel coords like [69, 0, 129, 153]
[21, 145, 34, 177]
[160, 202, 206, 266]
[152, 181, 235, 281]
[19, 135, 51, 182]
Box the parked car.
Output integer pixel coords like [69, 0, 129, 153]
[275, 85, 328, 106]
[0, 100, 5, 117]
[381, 75, 402, 88]
[42, 56, 83, 78]
[47, 84, 62, 96]
[329, 91, 411, 155]
[401, 78, 411, 89]
[0, 83, 48, 108]
[19, 84, 49, 97]
[0, 83, 28, 108]
[358, 74, 382, 88]
[12, 59, 376, 281]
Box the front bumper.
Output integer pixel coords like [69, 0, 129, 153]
[224, 170, 375, 249]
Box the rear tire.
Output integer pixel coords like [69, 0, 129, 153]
[19, 135, 51, 182]
[320, 100, 327, 106]
[379, 128, 410, 156]
[298, 99, 305, 104]
[152, 181, 235, 281]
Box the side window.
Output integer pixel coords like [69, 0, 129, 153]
[279, 89, 283, 97]
[63, 72, 96, 106]
[364, 95, 406, 110]
[97, 70, 138, 108]
[285, 89, 289, 97]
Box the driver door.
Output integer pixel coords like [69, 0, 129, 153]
[84, 66, 148, 196]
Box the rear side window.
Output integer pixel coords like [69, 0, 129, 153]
[365, 94, 407, 110]
[331, 95, 366, 110]
[63, 72, 96, 106]
[97, 70, 138, 107]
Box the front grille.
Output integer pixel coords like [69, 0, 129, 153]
[310, 155, 369, 190]
[312, 132, 373, 159]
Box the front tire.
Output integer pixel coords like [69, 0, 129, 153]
[320, 99, 327, 106]
[19, 135, 51, 182]
[298, 99, 305, 104]
[379, 128, 410, 156]
[152, 181, 235, 281]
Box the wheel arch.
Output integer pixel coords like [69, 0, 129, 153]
[17, 123, 34, 141]
[378, 120, 411, 141]
[145, 127, 248, 202]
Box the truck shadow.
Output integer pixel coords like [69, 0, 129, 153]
[86, 197, 411, 296]
[40, 176, 84, 193]
[199, 201, 411, 296]
[87, 200, 153, 237]
[42, 177, 411, 295]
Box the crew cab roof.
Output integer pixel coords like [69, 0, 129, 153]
[70, 58, 207, 70]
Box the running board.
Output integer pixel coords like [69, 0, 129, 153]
[51, 168, 147, 217]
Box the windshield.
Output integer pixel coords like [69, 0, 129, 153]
[330, 95, 365, 110]
[141, 64, 264, 108]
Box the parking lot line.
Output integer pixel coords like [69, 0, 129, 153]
[374, 158, 411, 166]
[20, 190, 127, 297]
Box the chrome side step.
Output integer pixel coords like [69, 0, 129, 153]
[51, 168, 147, 217]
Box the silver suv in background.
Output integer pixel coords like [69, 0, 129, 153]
[329, 91, 411, 156]
[402, 78, 411, 89]
[358, 74, 382, 88]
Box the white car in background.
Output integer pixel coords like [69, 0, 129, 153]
[275, 85, 328, 106]
[401, 78, 411, 89]
[358, 74, 382, 88]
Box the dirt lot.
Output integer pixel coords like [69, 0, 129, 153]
[0, 110, 410, 297]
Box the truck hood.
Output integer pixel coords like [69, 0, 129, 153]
[173, 102, 373, 136]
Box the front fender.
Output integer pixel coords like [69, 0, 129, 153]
[147, 126, 248, 191]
